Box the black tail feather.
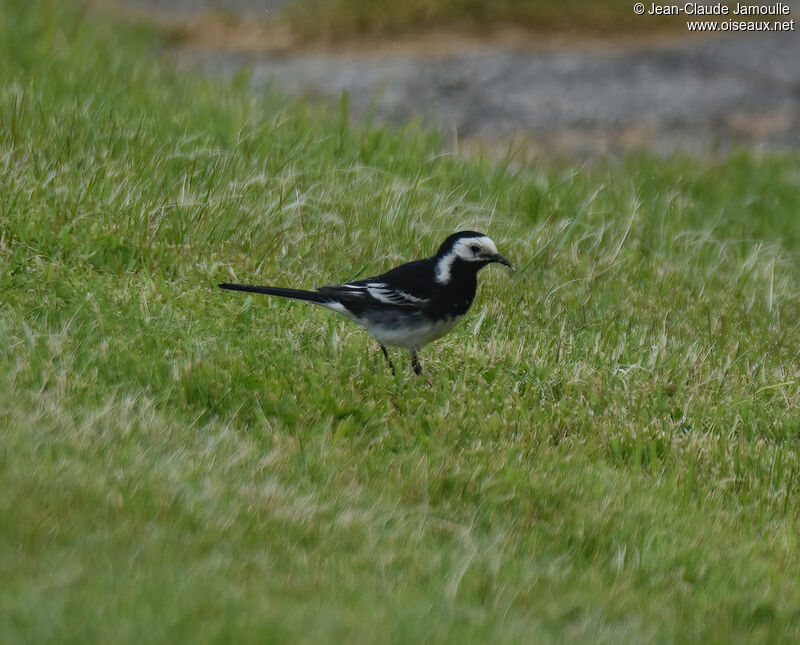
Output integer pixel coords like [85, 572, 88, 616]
[218, 283, 329, 304]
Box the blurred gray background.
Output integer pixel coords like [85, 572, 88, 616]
[114, 0, 800, 156]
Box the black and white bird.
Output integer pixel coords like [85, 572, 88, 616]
[219, 231, 513, 375]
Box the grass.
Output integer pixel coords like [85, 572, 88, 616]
[3, 0, 800, 642]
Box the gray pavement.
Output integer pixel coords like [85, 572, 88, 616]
[116, 0, 800, 155]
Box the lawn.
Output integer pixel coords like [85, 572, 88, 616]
[2, 0, 800, 642]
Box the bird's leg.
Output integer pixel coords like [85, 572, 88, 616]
[379, 343, 395, 375]
[410, 347, 422, 376]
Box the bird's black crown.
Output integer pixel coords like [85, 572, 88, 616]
[435, 231, 487, 256]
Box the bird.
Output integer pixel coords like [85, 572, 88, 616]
[219, 231, 513, 375]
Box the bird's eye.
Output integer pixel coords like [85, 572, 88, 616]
[470, 244, 481, 254]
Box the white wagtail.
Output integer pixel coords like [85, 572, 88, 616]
[219, 231, 513, 375]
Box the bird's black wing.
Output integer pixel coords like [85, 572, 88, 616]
[317, 281, 429, 311]
[317, 259, 437, 312]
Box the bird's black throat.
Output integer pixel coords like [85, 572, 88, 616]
[428, 258, 481, 319]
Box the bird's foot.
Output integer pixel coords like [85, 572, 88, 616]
[410, 348, 422, 376]
[379, 343, 396, 376]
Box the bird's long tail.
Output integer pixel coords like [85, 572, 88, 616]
[218, 283, 329, 304]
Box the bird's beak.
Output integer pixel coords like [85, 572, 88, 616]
[491, 254, 514, 271]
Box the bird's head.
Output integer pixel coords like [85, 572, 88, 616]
[434, 231, 513, 284]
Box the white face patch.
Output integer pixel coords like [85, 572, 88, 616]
[435, 235, 499, 284]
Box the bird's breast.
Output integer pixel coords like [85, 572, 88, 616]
[365, 314, 463, 349]
[429, 291, 475, 319]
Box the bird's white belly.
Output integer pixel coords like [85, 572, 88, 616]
[365, 316, 462, 349]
